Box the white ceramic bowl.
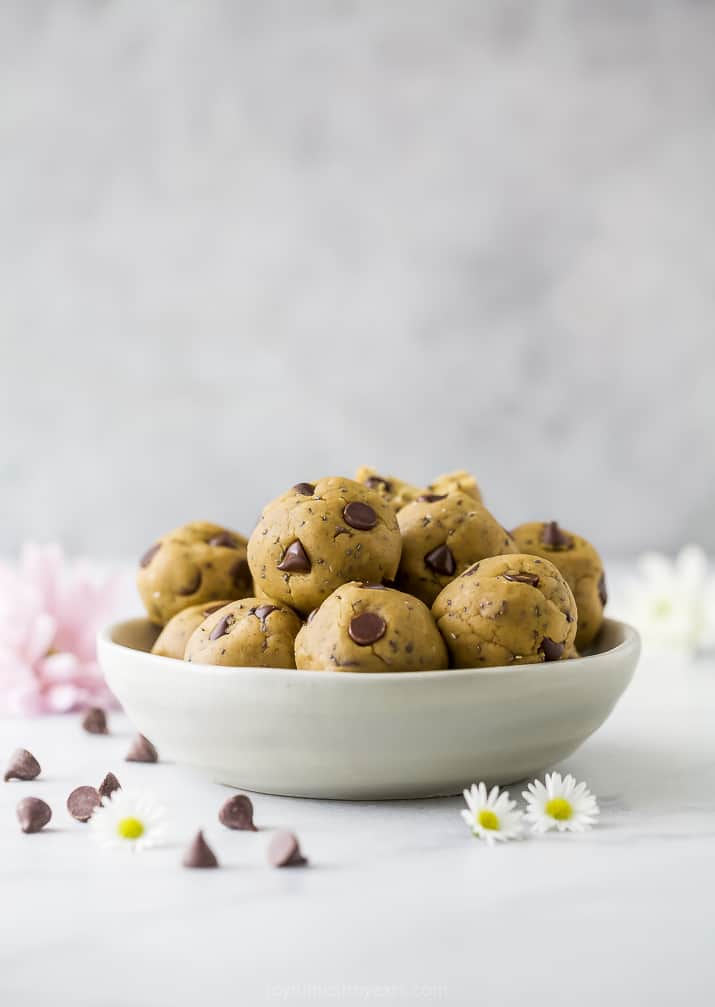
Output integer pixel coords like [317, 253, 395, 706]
[98, 617, 639, 800]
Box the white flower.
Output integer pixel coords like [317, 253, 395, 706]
[89, 790, 167, 852]
[461, 782, 524, 845]
[523, 773, 599, 834]
[619, 546, 715, 656]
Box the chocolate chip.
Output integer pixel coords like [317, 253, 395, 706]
[81, 707, 108, 735]
[177, 569, 202, 596]
[348, 612, 387, 646]
[424, 544, 456, 577]
[208, 531, 239, 549]
[253, 604, 277, 623]
[182, 830, 219, 869]
[125, 734, 158, 763]
[541, 521, 573, 549]
[210, 613, 235, 640]
[293, 482, 315, 496]
[343, 501, 378, 531]
[277, 539, 311, 573]
[219, 794, 257, 831]
[140, 543, 161, 567]
[4, 748, 41, 782]
[540, 638, 564, 662]
[203, 602, 227, 616]
[598, 573, 608, 607]
[306, 608, 319, 624]
[503, 572, 540, 588]
[67, 785, 101, 822]
[16, 797, 52, 834]
[98, 772, 121, 800]
[365, 475, 391, 492]
[267, 830, 307, 867]
[231, 557, 251, 587]
[417, 494, 447, 503]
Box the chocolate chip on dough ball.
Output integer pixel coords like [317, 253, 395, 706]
[426, 469, 482, 503]
[354, 466, 423, 513]
[396, 491, 516, 606]
[137, 521, 252, 626]
[511, 521, 606, 650]
[247, 477, 402, 616]
[151, 600, 231, 659]
[432, 553, 577, 668]
[294, 582, 448, 673]
[185, 598, 301, 668]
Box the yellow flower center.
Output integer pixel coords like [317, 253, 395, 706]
[478, 809, 500, 831]
[117, 816, 144, 840]
[653, 598, 672, 619]
[545, 797, 573, 821]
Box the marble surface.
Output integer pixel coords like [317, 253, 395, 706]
[2, 1, 715, 557]
[2, 652, 715, 1006]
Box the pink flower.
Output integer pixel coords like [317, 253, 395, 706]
[0, 544, 126, 715]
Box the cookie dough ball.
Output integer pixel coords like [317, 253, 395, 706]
[427, 469, 482, 504]
[151, 600, 230, 659]
[354, 466, 423, 512]
[396, 492, 516, 606]
[295, 582, 448, 673]
[432, 554, 577, 668]
[137, 521, 252, 625]
[248, 477, 402, 616]
[511, 521, 606, 649]
[185, 598, 301, 668]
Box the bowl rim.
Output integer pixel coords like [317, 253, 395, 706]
[98, 617, 640, 683]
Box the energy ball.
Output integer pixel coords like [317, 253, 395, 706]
[295, 582, 448, 673]
[151, 600, 231, 659]
[247, 477, 402, 616]
[354, 466, 422, 512]
[396, 491, 516, 606]
[185, 598, 301, 668]
[511, 521, 606, 650]
[426, 469, 482, 503]
[432, 553, 577, 668]
[137, 521, 252, 625]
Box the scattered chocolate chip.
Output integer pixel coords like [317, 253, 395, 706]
[293, 482, 315, 496]
[598, 573, 608, 607]
[210, 613, 235, 640]
[365, 475, 391, 492]
[207, 531, 239, 549]
[4, 748, 41, 782]
[203, 602, 227, 616]
[306, 608, 319, 624]
[277, 539, 311, 573]
[343, 501, 378, 530]
[541, 521, 573, 549]
[219, 794, 257, 831]
[177, 569, 202, 596]
[348, 612, 387, 646]
[182, 830, 219, 868]
[140, 543, 161, 567]
[417, 493, 447, 503]
[503, 572, 540, 588]
[125, 734, 158, 763]
[253, 604, 277, 624]
[98, 772, 121, 800]
[267, 830, 307, 867]
[540, 638, 564, 662]
[424, 544, 456, 577]
[231, 557, 251, 587]
[17, 797, 52, 834]
[81, 707, 108, 735]
[67, 785, 101, 822]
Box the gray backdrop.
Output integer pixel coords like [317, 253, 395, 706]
[1, 1, 714, 558]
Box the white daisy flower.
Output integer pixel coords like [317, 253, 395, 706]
[523, 773, 599, 834]
[619, 545, 715, 657]
[461, 782, 523, 845]
[89, 789, 167, 852]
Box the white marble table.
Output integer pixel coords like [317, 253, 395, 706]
[2, 654, 714, 1007]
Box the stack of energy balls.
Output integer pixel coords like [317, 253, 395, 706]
[137, 468, 607, 673]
